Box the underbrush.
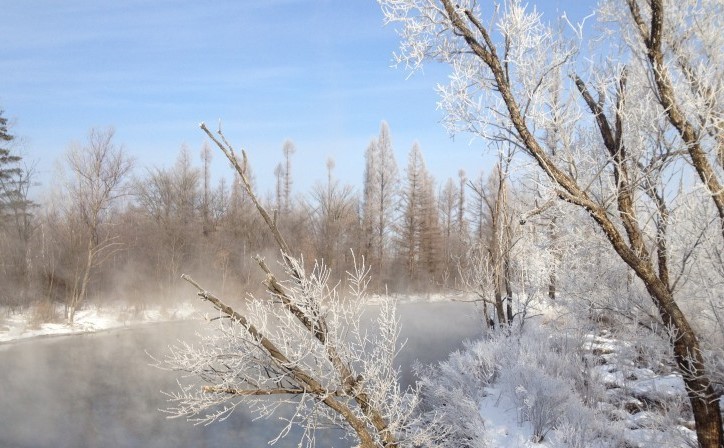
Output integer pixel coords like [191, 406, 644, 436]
[28, 300, 62, 329]
[412, 316, 698, 447]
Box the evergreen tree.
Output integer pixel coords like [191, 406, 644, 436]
[0, 109, 36, 307]
[0, 109, 22, 225]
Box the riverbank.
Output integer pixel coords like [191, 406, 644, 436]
[0, 293, 469, 344]
[0, 301, 199, 344]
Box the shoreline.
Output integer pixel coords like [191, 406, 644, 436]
[0, 302, 199, 345]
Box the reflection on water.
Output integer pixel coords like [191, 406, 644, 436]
[0, 302, 482, 448]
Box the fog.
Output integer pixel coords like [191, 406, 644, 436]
[0, 302, 482, 448]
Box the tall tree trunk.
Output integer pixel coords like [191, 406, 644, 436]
[69, 237, 95, 324]
[641, 273, 723, 448]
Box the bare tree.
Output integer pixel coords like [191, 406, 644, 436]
[397, 143, 426, 278]
[61, 127, 133, 322]
[156, 123, 437, 447]
[362, 122, 400, 280]
[274, 162, 284, 213]
[456, 169, 467, 236]
[200, 142, 213, 236]
[379, 0, 723, 445]
[305, 157, 359, 275]
[133, 147, 201, 301]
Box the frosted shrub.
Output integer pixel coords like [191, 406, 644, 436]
[552, 404, 625, 448]
[506, 362, 572, 442]
[413, 336, 506, 448]
[415, 319, 643, 446]
[438, 337, 502, 392]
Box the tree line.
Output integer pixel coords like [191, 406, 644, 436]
[1, 115, 553, 325]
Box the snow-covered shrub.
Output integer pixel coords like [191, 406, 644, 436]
[412, 314, 696, 447]
[506, 361, 572, 442]
[552, 402, 625, 448]
[413, 335, 506, 448]
[499, 324, 629, 444]
[413, 322, 613, 445]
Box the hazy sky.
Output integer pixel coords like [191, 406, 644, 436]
[1, 0, 596, 198]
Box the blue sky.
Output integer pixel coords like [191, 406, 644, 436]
[1, 0, 596, 198]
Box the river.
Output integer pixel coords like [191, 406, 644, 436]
[0, 301, 482, 448]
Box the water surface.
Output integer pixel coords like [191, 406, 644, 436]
[0, 302, 482, 447]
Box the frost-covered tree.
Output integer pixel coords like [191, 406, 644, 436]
[468, 162, 515, 327]
[439, 177, 457, 257]
[378, 0, 723, 444]
[397, 143, 425, 277]
[156, 123, 438, 448]
[362, 140, 379, 259]
[397, 142, 441, 282]
[274, 161, 284, 212]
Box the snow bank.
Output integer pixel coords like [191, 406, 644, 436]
[0, 301, 199, 343]
[413, 324, 698, 447]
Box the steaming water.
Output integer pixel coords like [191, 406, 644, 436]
[0, 302, 482, 448]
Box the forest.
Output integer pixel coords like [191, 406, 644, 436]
[1, 0, 723, 447]
[0, 118, 507, 318]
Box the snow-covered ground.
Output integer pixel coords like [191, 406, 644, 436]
[0, 293, 460, 344]
[0, 301, 199, 343]
[367, 292, 474, 304]
[415, 323, 701, 448]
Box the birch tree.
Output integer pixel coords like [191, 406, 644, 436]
[378, 0, 723, 445]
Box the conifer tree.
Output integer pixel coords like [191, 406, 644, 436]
[398, 142, 441, 281]
[361, 121, 399, 274]
[282, 139, 295, 213]
[0, 110, 22, 225]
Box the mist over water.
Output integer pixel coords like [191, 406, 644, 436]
[0, 302, 482, 448]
